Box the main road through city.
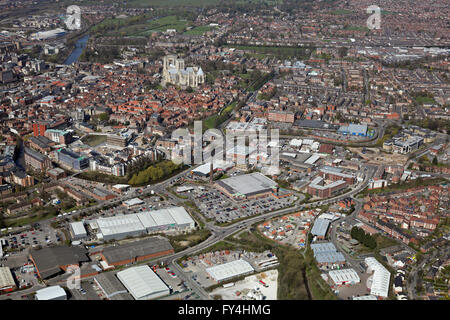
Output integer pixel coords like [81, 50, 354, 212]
[12, 160, 376, 300]
[160, 164, 378, 299]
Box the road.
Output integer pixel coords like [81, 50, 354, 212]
[3, 153, 377, 300]
[160, 163, 378, 299]
[329, 198, 365, 267]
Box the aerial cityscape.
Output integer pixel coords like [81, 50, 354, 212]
[0, 0, 449, 305]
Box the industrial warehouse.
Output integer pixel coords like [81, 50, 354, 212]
[365, 257, 391, 298]
[215, 172, 278, 199]
[100, 237, 174, 267]
[35, 285, 67, 300]
[0, 267, 16, 293]
[328, 268, 361, 286]
[310, 242, 346, 266]
[93, 272, 132, 300]
[117, 265, 170, 300]
[206, 259, 255, 282]
[72, 206, 196, 241]
[29, 246, 90, 279]
[310, 218, 331, 239]
[70, 221, 88, 240]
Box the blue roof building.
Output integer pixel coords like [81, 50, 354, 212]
[338, 123, 368, 136]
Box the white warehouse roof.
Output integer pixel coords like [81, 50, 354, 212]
[112, 184, 130, 189]
[217, 172, 278, 197]
[311, 218, 330, 237]
[97, 214, 146, 238]
[328, 268, 360, 285]
[117, 265, 169, 300]
[206, 259, 254, 282]
[289, 138, 302, 147]
[123, 198, 144, 207]
[35, 285, 67, 300]
[147, 209, 176, 226]
[70, 222, 87, 236]
[192, 160, 233, 176]
[0, 267, 15, 290]
[163, 207, 195, 226]
[97, 207, 195, 239]
[305, 153, 321, 165]
[365, 257, 391, 298]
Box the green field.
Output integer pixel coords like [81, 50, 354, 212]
[134, 15, 190, 36]
[203, 101, 237, 130]
[90, 15, 191, 37]
[81, 134, 107, 147]
[112, 16, 189, 37]
[415, 95, 436, 105]
[328, 9, 353, 15]
[184, 25, 215, 35]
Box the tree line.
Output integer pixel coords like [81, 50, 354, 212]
[128, 160, 182, 186]
[350, 226, 377, 249]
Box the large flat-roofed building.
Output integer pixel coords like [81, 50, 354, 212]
[31, 28, 66, 40]
[311, 242, 346, 266]
[392, 136, 424, 154]
[123, 198, 144, 208]
[70, 222, 88, 240]
[29, 246, 90, 279]
[307, 176, 347, 198]
[0, 267, 16, 293]
[319, 166, 356, 184]
[117, 265, 170, 300]
[56, 148, 89, 170]
[96, 214, 147, 241]
[162, 207, 195, 229]
[328, 268, 360, 286]
[216, 172, 278, 199]
[206, 259, 254, 282]
[310, 218, 330, 239]
[96, 207, 195, 240]
[35, 285, 67, 300]
[365, 257, 391, 298]
[94, 272, 132, 300]
[338, 123, 368, 136]
[137, 207, 195, 232]
[100, 237, 174, 267]
[191, 160, 233, 177]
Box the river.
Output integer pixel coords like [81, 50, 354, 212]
[64, 34, 90, 65]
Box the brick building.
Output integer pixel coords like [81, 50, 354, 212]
[99, 237, 174, 267]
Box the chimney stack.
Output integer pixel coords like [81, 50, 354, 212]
[210, 162, 213, 184]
